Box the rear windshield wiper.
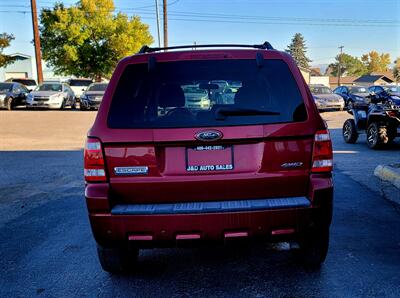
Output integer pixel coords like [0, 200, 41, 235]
[215, 107, 280, 120]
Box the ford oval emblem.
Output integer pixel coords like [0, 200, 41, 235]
[195, 130, 223, 142]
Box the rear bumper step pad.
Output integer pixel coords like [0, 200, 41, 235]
[111, 197, 310, 215]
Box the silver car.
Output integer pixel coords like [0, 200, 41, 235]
[26, 82, 76, 109]
[183, 85, 210, 109]
[310, 85, 345, 111]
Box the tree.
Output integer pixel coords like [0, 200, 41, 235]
[286, 33, 311, 68]
[40, 0, 153, 80]
[361, 51, 391, 73]
[393, 58, 400, 82]
[0, 33, 15, 68]
[328, 53, 367, 77]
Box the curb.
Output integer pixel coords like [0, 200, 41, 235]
[374, 164, 400, 189]
[374, 164, 400, 207]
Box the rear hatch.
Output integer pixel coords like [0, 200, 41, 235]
[98, 54, 317, 204]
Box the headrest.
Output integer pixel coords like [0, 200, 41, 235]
[158, 84, 185, 108]
[234, 82, 266, 108]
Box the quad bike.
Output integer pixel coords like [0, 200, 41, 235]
[342, 96, 400, 149]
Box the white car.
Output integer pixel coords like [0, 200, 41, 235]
[26, 82, 76, 109]
[67, 79, 93, 99]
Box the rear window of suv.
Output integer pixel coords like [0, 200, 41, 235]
[108, 59, 306, 128]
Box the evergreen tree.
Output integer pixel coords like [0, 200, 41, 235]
[286, 33, 311, 68]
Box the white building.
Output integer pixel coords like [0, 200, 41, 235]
[0, 52, 72, 83]
[310, 76, 330, 87]
[0, 53, 34, 81]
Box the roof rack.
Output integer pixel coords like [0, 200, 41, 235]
[138, 41, 274, 54]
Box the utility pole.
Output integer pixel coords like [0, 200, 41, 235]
[337, 46, 344, 87]
[163, 0, 168, 48]
[30, 0, 43, 84]
[155, 0, 161, 47]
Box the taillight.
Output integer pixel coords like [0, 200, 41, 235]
[312, 130, 333, 173]
[84, 138, 106, 182]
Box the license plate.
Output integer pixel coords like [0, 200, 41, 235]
[186, 145, 234, 172]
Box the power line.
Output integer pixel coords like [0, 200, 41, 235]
[140, 16, 399, 28]
[0, 0, 181, 10]
[1, 9, 398, 28]
[138, 9, 399, 24]
[0, 4, 398, 26]
[0, 4, 394, 23]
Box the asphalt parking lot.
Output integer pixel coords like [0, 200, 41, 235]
[0, 110, 399, 297]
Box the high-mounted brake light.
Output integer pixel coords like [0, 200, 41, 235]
[311, 130, 333, 173]
[84, 138, 106, 182]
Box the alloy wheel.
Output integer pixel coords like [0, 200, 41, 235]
[343, 122, 351, 140]
[367, 125, 377, 147]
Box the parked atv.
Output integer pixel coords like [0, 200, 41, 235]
[342, 95, 400, 149]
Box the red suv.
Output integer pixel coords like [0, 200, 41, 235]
[84, 42, 333, 273]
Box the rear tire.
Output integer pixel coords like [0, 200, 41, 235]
[96, 244, 139, 273]
[59, 99, 66, 110]
[7, 97, 14, 111]
[342, 119, 358, 143]
[71, 98, 76, 110]
[366, 122, 389, 149]
[297, 227, 330, 268]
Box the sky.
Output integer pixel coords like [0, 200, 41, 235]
[0, 0, 399, 71]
